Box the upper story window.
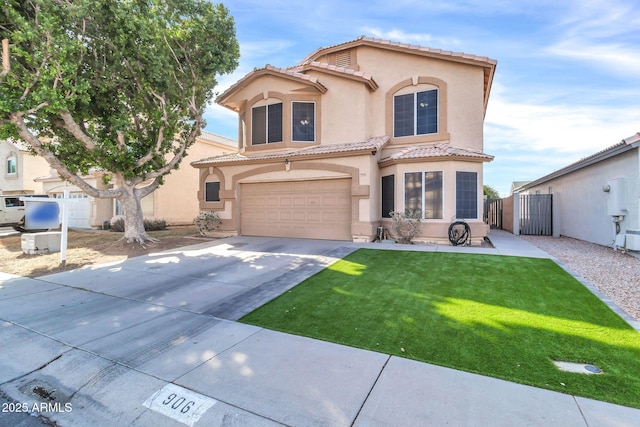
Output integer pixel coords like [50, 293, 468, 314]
[292, 101, 315, 142]
[394, 89, 438, 138]
[6, 156, 16, 175]
[252, 102, 283, 145]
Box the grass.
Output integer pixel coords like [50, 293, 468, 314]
[241, 249, 640, 409]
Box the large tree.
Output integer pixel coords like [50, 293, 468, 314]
[0, 0, 239, 244]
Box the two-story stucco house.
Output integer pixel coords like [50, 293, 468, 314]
[0, 138, 49, 195]
[192, 37, 496, 243]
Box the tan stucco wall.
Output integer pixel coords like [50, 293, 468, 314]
[377, 159, 487, 244]
[146, 138, 236, 224]
[0, 141, 49, 194]
[354, 46, 485, 151]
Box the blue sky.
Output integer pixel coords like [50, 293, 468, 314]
[203, 0, 640, 197]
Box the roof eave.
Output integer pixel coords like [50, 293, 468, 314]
[192, 146, 380, 168]
[378, 154, 494, 168]
[519, 140, 638, 191]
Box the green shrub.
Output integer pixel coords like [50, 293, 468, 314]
[109, 216, 168, 232]
[144, 219, 167, 231]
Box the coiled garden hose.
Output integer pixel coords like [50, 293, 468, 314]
[448, 220, 471, 246]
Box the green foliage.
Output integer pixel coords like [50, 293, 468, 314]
[194, 210, 220, 235]
[0, 0, 239, 186]
[109, 217, 167, 232]
[483, 184, 501, 199]
[242, 250, 640, 409]
[144, 219, 168, 231]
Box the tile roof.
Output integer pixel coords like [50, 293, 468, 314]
[3, 138, 31, 151]
[191, 136, 389, 167]
[518, 132, 640, 190]
[197, 130, 237, 148]
[216, 64, 327, 106]
[301, 36, 497, 67]
[291, 61, 378, 91]
[378, 143, 494, 165]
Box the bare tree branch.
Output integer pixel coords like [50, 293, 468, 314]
[9, 112, 120, 199]
[58, 111, 97, 149]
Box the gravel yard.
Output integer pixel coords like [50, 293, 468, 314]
[521, 235, 640, 322]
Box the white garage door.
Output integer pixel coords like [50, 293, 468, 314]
[241, 179, 352, 240]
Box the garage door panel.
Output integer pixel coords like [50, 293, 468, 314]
[241, 179, 351, 240]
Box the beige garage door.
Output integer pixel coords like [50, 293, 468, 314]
[241, 179, 352, 240]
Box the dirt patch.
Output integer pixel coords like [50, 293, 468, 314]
[0, 226, 216, 278]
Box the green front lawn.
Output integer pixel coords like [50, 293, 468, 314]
[241, 249, 640, 409]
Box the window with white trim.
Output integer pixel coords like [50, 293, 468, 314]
[394, 89, 438, 137]
[292, 101, 315, 142]
[456, 171, 478, 219]
[6, 156, 16, 175]
[252, 102, 283, 145]
[404, 171, 443, 219]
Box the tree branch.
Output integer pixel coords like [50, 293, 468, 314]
[57, 110, 97, 150]
[135, 90, 168, 168]
[9, 112, 120, 199]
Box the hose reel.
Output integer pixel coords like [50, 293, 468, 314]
[448, 220, 471, 246]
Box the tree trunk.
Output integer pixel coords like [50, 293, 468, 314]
[119, 183, 157, 245]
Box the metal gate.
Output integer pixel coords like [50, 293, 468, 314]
[519, 194, 552, 235]
[483, 198, 503, 229]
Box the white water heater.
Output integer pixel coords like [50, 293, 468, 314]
[606, 178, 627, 216]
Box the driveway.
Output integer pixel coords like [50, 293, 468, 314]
[1, 235, 639, 426]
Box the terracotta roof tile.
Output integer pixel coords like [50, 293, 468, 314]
[197, 131, 237, 148]
[379, 143, 494, 164]
[301, 36, 497, 67]
[191, 136, 389, 166]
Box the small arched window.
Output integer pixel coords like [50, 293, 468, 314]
[6, 155, 17, 175]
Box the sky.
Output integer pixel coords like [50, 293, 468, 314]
[203, 0, 640, 197]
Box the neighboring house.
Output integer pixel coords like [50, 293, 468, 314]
[35, 131, 236, 228]
[192, 36, 496, 244]
[510, 181, 530, 195]
[0, 139, 49, 195]
[516, 133, 640, 251]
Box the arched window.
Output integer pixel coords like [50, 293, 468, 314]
[386, 77, 448, 143]
[6, 155, 16, 175]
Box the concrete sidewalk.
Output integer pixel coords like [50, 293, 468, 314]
[1, 234, 639, 426]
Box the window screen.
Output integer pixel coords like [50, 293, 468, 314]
[424, 171, 443, 219]
[292, 102, 315, 141]
[404, 172, 422, 215]
[456, 171, 478, 219]
[381, 175, 395, 218]
[205, 182, 220, 202]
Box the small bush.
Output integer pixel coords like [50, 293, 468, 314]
[194, 211, 221, 236]
[110, 216, 125, 232]
[109, 216, 168, 232]
[144, 219, 167, 231]
[389, 209, 422, 244]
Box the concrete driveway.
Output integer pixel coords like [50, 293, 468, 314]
[1, 235, 639, 426]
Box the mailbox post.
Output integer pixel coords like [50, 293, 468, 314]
[21, 189, 75, 265]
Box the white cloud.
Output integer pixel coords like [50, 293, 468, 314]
[359, 27, 462, 49]
[485, 87, 640, 157]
